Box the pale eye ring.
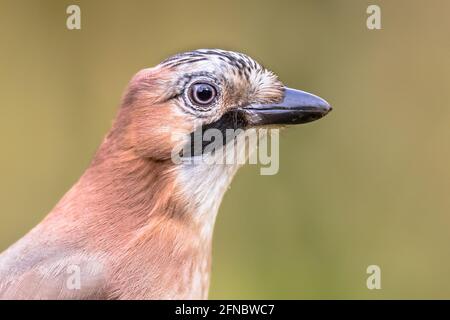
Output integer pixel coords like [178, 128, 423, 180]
[188, 82, 217, 107]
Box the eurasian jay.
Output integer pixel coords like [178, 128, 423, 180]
[0, 49, 331, 299]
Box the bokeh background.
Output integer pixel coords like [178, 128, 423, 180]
[1, 0, 450, 299]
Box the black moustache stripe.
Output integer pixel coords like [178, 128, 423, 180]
[181, 110, 249, 158]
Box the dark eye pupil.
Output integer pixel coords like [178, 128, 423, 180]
[196, 85, 213, 102]
[190, 83, 216, 106]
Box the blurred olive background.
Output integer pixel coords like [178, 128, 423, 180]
[1, 0, 450, 299]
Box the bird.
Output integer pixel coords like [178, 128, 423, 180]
[0, 49, 331, 299]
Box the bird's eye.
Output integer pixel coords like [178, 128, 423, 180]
[188, 82, 217, 107]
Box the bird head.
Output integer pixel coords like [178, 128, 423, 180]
[115, 49, 331, 161]
[102, 49, 333, 229]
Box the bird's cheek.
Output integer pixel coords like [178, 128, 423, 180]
[130, 106, 194, 160]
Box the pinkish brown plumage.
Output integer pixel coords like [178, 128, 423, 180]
[0, 49, 331, 299]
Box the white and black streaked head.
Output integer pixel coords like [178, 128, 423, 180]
[119, 48, 331, 160]
[159, 49, 285, 122]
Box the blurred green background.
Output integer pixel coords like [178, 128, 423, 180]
[1, 0, 450, 299]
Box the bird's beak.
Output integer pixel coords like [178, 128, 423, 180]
[241, 87, 332, 126]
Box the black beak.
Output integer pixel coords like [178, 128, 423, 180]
[240, 87, 332, 126]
